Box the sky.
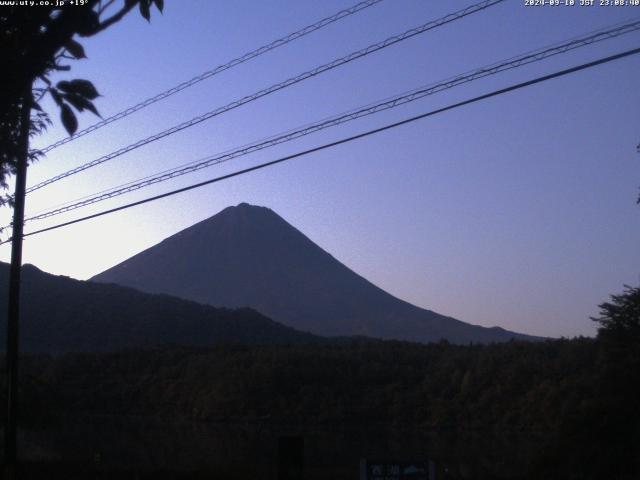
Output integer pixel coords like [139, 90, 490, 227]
[1, 0, 639, 338]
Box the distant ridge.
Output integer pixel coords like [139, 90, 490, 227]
[93, 203, 541, 343]
[0, 262, 319, 353]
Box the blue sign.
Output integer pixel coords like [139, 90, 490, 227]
[360, 460, 432, 480]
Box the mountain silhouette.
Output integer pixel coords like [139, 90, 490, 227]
[93, 203, 540, 343]
[0, 261, 319, 353]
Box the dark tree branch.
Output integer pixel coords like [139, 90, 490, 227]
[98, 0, 118, 16]
[1, 0, 157, 188]
[87, 1, 138, 36]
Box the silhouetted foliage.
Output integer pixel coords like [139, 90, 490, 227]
[0, 278, 637, 477]
[0, 337, 636, 478]
[592, 284, 640, 344]
[0, 0, 163, 193]
[584, 284, 640, 478]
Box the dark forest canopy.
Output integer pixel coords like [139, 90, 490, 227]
[4, 282, 637, 477]
[0, 270, 635, 478]
[2, 334, 638, 479]
[592, 284, 640, 343]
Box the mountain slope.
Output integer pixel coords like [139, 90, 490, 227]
[0, 262, 319, 353]
[93, 203, 539, 343]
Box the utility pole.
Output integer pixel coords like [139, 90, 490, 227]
[4, 88, 31, 478]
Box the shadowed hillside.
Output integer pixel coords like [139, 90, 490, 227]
[0, 262, 319, 353]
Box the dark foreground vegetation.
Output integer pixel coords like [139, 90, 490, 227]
[9, 339, 599, 428]
[0, 333, 636, 479]
[0, 284, 636, 479]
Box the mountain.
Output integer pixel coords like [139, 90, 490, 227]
[93, 203, 539, 343]
[0, 262, 319, 353]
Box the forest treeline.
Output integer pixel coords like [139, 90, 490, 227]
[15, 339, 595, 428]
[0, 285, 637, 478]
[3, 333, 638, 478]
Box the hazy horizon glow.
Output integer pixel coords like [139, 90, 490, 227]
[2, 0, 639, 338]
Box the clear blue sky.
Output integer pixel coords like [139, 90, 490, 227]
[2, 0, 639, 338]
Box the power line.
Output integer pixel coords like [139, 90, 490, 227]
[23, 16, 640, 220]
[37, 0, 387, 154]
[39, 16, 640, 215]
[25, 0, 505, 195]
[22, 18, 640, 223]
[4, 45, 637, 245]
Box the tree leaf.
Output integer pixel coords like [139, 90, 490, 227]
[62, 93, 85, 112]
[60, 104, 78, 136]
[49, 88, 63, 106]
[63, 93, 101, 117]
[65, 39, 87, 59]
[153, 0, 164, 13]
[56, 80, 71, 91]
[140, 0, 151, 21]
[57, 79, 99, 100]
[76, 10, 100, 36]
[84, 100, 101, 117]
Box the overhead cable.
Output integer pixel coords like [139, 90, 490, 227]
[23, 18, 640, 222]
[25, 0, 505, 194]
[37, 0, 387, 154]
[3, 45, 637, 245]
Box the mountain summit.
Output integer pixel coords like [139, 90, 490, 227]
[93, 203, 537, 343]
